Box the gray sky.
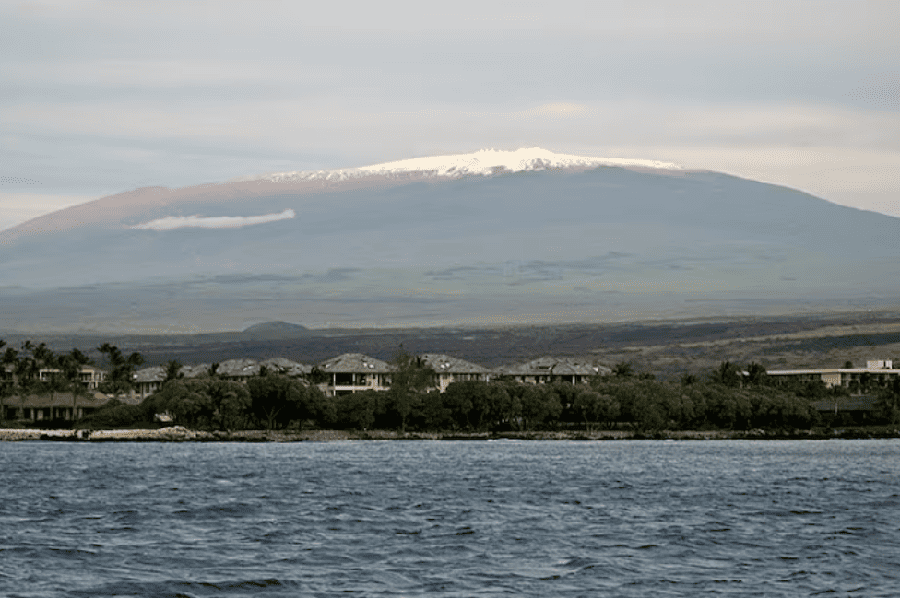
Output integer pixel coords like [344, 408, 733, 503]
[2, 0, 898, 231]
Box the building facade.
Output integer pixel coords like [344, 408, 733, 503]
[318, 353, 392, 396]
[495, 356, 610, 385]
[767, 360, 900, 390]
[418, 354, 492, 392]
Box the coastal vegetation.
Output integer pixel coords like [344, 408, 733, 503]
[3, 339, 899, 435]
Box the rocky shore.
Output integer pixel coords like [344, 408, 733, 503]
[2, 427, 898, 442]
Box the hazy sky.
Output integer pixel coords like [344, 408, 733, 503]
[1, 0, 898, 231]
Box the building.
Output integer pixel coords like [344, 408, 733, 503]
[216, 358, 262, 382]
[495, 356, 611, 385]
[132, 364, 211, 399]
[318, 353, 393, 396]
[418, 353, 492, 392]
[133, 367, 166, 400]
[1, 391, 123, 421]
[258, 357, 311, 378]
[767, 360, 900, 390]
[3, 364, 106, 390]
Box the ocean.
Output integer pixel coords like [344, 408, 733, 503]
[1, 439, 898, 596]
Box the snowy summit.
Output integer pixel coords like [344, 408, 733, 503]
[240, 148, 682, 183]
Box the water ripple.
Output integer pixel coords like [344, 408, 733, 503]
[0, 440, 898, 596]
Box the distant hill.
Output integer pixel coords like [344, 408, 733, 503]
[239, 321, 311, 340]
[1, 148, 898, 334]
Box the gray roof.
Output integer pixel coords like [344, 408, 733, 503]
[496, 356, 610, 377]
[181, 364, 210, 379]
[419, 354, 489, 374]
[134, 364, 209, 382]
[7, 391, 116, 408]
[134, 366, 165, 383]
[259, 357, 311, 376]
[319, 353, 393, 373]
[217, 358, 261, 377]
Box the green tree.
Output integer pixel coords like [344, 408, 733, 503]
[612, 362, 635, 378]
[875, 379, 900, 426]
[572, 388, 618, 432]
[518, 384, 561, 430]
[712, 361, 742, 388]
[0, 340, 8, 421]
[247, 374, 311, 430]
[334, 390, 376, 430]
[97, 343, 144, 395]
[388, 346, 434, 432]
[307, 366, 328, 384]
[746, 362, 767, 387]
[164, 359, 184, 382]
[59, 347, 93, 422]
[680, 373, 698, 386]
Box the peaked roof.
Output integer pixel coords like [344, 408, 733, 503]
[319, 353, 393, 373]
[217, 358, 261, 377]
[419, 354, 489, 374]
[259, 357, 311, 376]
[134, 366, 165, 383]
[5, 391, 115, 408]
[497, 356, 610, 377]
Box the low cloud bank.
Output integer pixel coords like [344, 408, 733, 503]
[132, 209, 295, 230]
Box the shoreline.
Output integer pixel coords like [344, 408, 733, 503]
[2, 427, 898, 442]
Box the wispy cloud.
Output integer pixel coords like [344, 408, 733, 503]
[131, 209, 295, 230]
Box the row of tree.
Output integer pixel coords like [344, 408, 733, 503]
[4, 338, 899, 430]
[82, 368, 899, 432]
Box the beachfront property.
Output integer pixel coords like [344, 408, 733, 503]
[0, 391, 133, 421]
[132, 359, 311, 399]
[494, 356, 612, 385]
[318, 353, 392, 396]
[766, 360, 900, 390]
[418, 354, 492, 392]
[2, 364, 106, 390]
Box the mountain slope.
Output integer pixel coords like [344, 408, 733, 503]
[1, 149, 898, 333]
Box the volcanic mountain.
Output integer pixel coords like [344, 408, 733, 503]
[1, 148, 897, 334]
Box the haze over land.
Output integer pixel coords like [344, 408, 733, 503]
[1, 148, 898, 335]
[1, 1, 897, 335]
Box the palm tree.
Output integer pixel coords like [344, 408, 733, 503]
[1, 345, 19, 420]
[61, 348, 92, 422]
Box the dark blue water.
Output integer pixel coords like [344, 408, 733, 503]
[1, 440, 898, 597]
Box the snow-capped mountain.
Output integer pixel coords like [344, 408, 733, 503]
[237, 148, 683, 183]
[1, 149, 898, 334]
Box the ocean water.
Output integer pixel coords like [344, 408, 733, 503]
[1, 439, 898, 597]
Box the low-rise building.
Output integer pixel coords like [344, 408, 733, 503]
[4, 365, 106, 390]
[319, 353, 392, 396]
[767, 360, 900, 390]
[217, 358, 262, 382]
[1, 391, 121, 421]
[418, 353, 492, 392]
[258, 357, 311, 378]
[495, 356, 610, 385]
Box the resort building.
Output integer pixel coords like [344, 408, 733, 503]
[2, 365, 106, 390]
[131, 359, 312, 399]
[495, 356, 611, 385]
[258, 357, 312, 378]
[216, 358, 262, 382]
[418, 354, 492, 392]
[767, 360, 900, 390]
[318, 353, 392, 396]
[1, 391, 130, 421]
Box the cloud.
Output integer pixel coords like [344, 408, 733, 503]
[131, 209, 295, 230]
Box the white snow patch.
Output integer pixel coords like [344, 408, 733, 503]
[237, 147, 682, 183]
[132, 208, 295, 230]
